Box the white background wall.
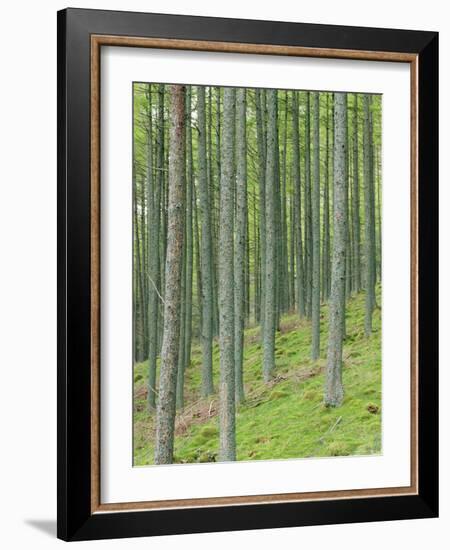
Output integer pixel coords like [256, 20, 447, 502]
[0, 1, 446, 548]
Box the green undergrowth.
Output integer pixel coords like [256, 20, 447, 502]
[133, 286, 381, 465]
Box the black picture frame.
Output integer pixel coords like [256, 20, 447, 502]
[57, 7, 438, 541]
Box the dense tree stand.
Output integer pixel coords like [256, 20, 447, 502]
[132, 83, 382, 463]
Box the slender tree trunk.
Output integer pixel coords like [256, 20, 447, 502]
[352, 93, 362, 292]
[292, 91, 305, 317]
[218, 87, 236, 462]
[184, 88, 194, 373]
[208, 87, 219, 339]
[311, 92, 321, 360]
[139, 179, 148, 358]
[255, 89, 266, 337]
[304, 92, 312, 319]
[234, 88, 247, 404]
[245, 212, 251, 321]
[345, 167, 352, 303]
[376, 143, 382, 280]
[289, 188, 295, 310]
[263, 89, 277, 383]
[213, 87, 221, 337]
[325, 92, 347, 407]
[176, 87, 194, 410]
[322, 93, 331, 302]
[157, 89, 167, 355]
[253, 188, 260, 323]
[363, 94, 375, 336]
[154, 84, 186, 465]
[193, 181, 202, 333]
[133, 233, 139, 361]
[197, 86, 214, 396]
[134, 188, 145, 362]
[327, 95, 335, 300]
[274, 103, 282, 331]
[147, 85, 161, 410]
[369, 102, 378, 290]
[281, 92, 289, 312]
[176, 242, 186, 409]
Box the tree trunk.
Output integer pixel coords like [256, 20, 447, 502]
[322, 93, 331, 302]
[345, 165, 352, 307]
[213, 87, 221, 337]
[263, 89, 277, 383]
[154, 84, 186, 465]
[311, 92, 321, 360]
[197, 86, 214, 396]
[369, 101, 377, 289]
[304, 92, 312, 319]
[176, 242, 186, 409]
[352, 93, 362, 292]
[324, 92, 347, 407]
[253, 188, 260, 323]
[376, 142, 382, 281]
[255, 89, 266, 337]
[292, 91, 305, 317]
[208, 87, 219, 339]
[274, 102, 281, 331]
[134, 187, 145, 362]
[363, 94, 375, 336]
[184, 87, 194, 373]
[157, 90, 167, 354]
[147, 85, 161, 410]
[234, 88, 247, 404]
[139, 178, 148, 358]
[281, 92, 289, 312]
[289, 188, 295, 310]
[193, 180, 202, 333]
[218, 87, 236, 462]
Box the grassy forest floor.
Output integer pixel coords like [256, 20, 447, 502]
[133, 285, 382, 465]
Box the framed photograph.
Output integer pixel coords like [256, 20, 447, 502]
[57, 8, 438, 541]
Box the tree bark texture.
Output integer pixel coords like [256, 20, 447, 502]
[155, 84, 186, 464]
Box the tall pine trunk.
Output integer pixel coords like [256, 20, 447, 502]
[376, 142, 382, 280]
[255, 89, 266, 337]
[352, 93, 362, 292]
[369, 102, 378, 291]
[218, 87, 236, 461]
[134, 186, 145, 362]
[281, 92, 289, 312]
[262, 89, 277, 383]
[154, 85, 186, 464]
[363, 94, 375, 335]
[322, 93, 331, 302]
[304, 92, 313, 319]
[184, 88, 194, 374]
[157, 89, 167, 354]
[234, 88, 247, 404]
[311, 92, 321, 360]
[197, 86, 214, 396]
[176, 242, 186, 409]
[146, 85, 160, 410]
[139, 178, 149, 358]
[289, 187, 295, 310]
[292, 91, 305, 317]
[324, 92, 347, 407]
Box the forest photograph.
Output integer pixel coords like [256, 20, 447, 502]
[132, 82, 382, 466]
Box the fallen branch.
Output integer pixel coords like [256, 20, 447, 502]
[147, 274, 166, 305]
[328, 416, 342, 434]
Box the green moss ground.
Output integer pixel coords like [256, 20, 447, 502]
[133, 286, 381, 465]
